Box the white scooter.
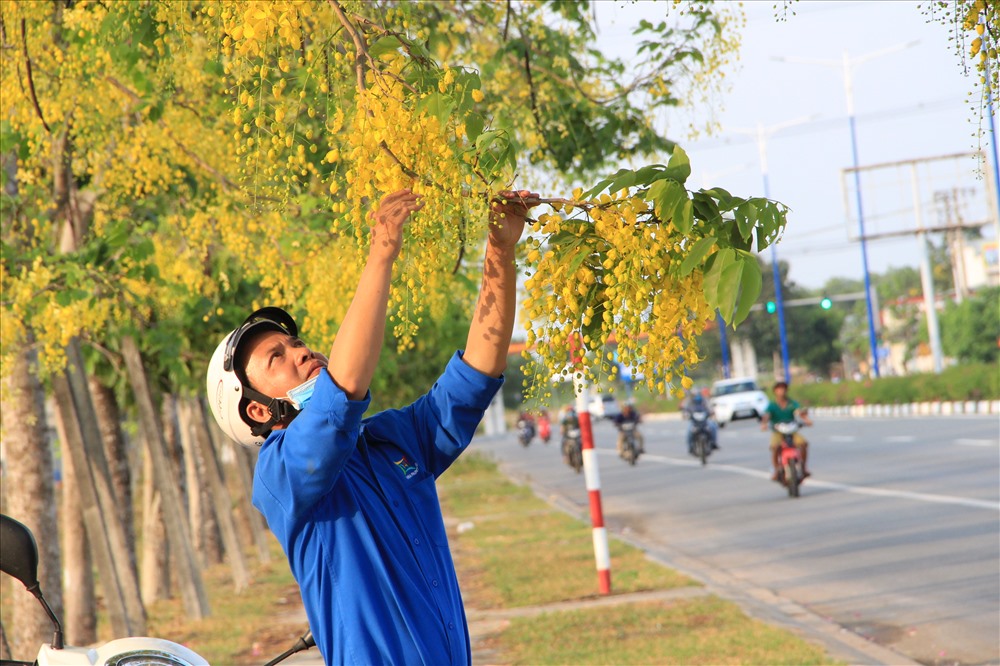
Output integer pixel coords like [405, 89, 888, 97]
[1, 514, 315, 666]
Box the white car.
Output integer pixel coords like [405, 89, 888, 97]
[589, 394, 622, 420]
[709, 377, 769, 426]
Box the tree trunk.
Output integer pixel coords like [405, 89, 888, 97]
[140, 450, 169, 605]
[54, 411, 97, 647]
[176, 398, 221, 566]
[1, 345, 63, 659]
[187, 398, 251, 591]
[60, 340, 147, 634]
[89, 377, 138, 577]
[210, 419, 271, 563]
[52, 373, 131, 638]
[121, 335, 209, 619]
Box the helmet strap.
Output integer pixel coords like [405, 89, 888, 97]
[242, 385, 300, 437]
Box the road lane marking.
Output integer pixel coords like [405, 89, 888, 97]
[609, 451, 1000, 511]
[954, 438, 998, 447]
[829, 435, 856, 442]
[884, 435, 916, 443]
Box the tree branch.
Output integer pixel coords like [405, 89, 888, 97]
[328, 0, 370, 94]
[20, 19, 50, 133]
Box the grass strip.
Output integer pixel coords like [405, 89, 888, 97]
[142, 539, 305, 664]
[499, 598, 833, 665]
[439, 452, 840, 665]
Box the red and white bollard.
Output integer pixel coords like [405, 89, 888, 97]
[575, 385, 612, 595]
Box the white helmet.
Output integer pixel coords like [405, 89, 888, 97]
[206, 307, 300, 446]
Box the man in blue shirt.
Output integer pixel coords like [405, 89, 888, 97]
[206, 187, 539, 664]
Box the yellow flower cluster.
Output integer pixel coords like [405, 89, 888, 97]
[219, 1, 312, 58]
[218, 3, 491, 352]
[339, 61, 489, 349]
[521, 189, 715, 400]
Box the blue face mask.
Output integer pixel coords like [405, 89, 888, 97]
[286, 375, 319, 410]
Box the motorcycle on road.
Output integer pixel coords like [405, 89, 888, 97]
[562, 427, 583, 473]
[688, 407, 715, 466]
[516, 418, 535, 447]
[773, 421, 806, 498]
[618, 421, 641, 466]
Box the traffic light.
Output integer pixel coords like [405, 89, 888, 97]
[765, 300, 777, 314]
[820, 297, 833, 310]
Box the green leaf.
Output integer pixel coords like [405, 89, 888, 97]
[663, 145, 691, 183]
[702, 187, 735, 211]
[678, 236, 716, 276]
[369, 36, 403, 59]
[732, 254, 762, 325]
[464, 111, 485, 144]
[105, 220, 130, 249]
[133, 238, 155, 261]
[674, 198, 693, 235]
[606, 168, 637, 194]
[691, 193, 722, 227]
[416, 92, 456, 128]
[55, 288, 89, 308]
[146, 100, 165, 123]
[702, 248, 734, 307]
[647, 180, 685, 227]
[632, 164, 667, 187]
[716, 259, 743, 323]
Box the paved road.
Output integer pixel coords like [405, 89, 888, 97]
[476, 414, 999, 665]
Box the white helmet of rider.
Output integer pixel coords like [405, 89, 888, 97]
[206, 306, 301, 447]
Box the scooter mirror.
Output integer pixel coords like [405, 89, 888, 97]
[0, 514, 40, 590]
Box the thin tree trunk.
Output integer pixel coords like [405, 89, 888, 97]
[140, 450, 169, 605]
[219, 428, 272, 564]
[121, 335, 209, 619]
[176, 398, 220, 566]
[1, 345, 63, 659]
[52, 373, 130, 638]
[54, 411, 97, 646]
[89, 377, 138, 577]
[60, 340, 147, 634]
[186, 398, 250, 591]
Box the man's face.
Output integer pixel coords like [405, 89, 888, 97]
[242, 330, 326, 423]
[774, 385, 787, 400]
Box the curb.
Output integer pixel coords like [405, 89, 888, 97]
[809, 399, 1000, 419]
[643, 400, 1000, 421]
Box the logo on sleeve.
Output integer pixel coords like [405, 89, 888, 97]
[393, 456, 418, 479]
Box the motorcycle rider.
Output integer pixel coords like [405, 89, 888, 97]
[537, 410, 552, 442]
[759, 381, 813, 481]
[559, 405, 580, 463]
[613, 400, 644, 457]
[516, 410, 536, 442]
[683, 391, 718, 454]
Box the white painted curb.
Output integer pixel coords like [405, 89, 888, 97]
[809, 399, 1000, 418]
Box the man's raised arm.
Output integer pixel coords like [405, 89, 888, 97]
[461, 190, 540, 378]
[327, 189, 423, 400]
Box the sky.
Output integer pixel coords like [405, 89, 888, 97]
[590, 0, 998, 290]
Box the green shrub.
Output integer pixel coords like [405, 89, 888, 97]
[792, 362, 998, 406]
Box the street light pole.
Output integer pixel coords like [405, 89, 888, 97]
[774, 42, 918, 378]
[731, 117, 816, 384]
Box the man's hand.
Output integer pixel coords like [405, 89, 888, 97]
[369, 188, 423, 262]
[489, 189, 540, 251]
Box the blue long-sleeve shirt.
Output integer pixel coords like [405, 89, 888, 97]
[252, 351, 503, 665]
